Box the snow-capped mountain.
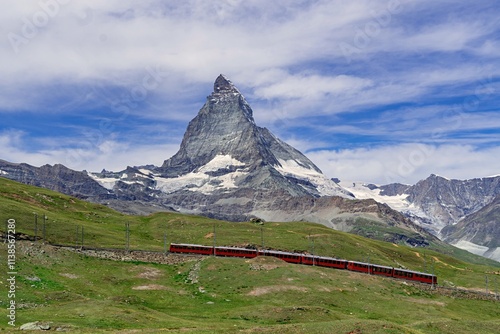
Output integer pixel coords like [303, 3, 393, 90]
[87, 74, 352, 206]
[155, 74, 351, 198]
[340, 174, 500, 261]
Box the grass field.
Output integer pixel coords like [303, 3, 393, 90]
[1, 177, 500, 333]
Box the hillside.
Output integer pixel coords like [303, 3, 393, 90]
[1, 177, 500, 333]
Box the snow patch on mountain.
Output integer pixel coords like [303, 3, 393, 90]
[88, 173, 118, 190]
[155, 170, 247, 195]
[138, 169, 154, 176]
[340, 181, 409, 211]
[89, 155, 248, 194]
[451, 240, 500, 262]
[155, 173, 208, 193]
[155, 155, 247, 195]
[197, 154, 245, 173]
[276, 159, 350, 197]
[453, 240, 489, 255]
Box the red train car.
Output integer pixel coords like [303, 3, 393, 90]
[301, 254, 316, 266]
[259, 250, 302, 264]
[393, 268, 437, 285]
[215, 246, 257, 258]
[370, 264, 393, 278]
[303, 255, 347, 269]
[170, 243, 213, 255]
[347, 261, 371, 273]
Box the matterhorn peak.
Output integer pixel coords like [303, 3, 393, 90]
[158, 75, 352, 200]
[213, 74, 240, 94]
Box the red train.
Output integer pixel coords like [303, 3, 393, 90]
[169, 243, 437, 285]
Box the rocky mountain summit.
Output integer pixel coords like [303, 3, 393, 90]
[157, 74, 351, 198]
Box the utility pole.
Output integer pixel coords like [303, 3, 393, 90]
[485, 275, 489, 295]
[81, 226, 84, 250]
[431, 259, 435, 289]
[260, 226, 264, 249]
[34, 212, 38, 242]
[125, 222, 130, 252]
[312, 236, 315, 266]
[307, 232, 314, 262]
[75, 225, 80, 248]
[164, 232, 167, 255]
[495, 277, 498, 301]
[164, 221, 169, 254]
[42, 215, 47, 244]
[213, 224, 216, 256]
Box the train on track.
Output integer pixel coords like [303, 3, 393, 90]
[169, 243, 438, 285]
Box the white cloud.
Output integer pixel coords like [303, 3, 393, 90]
[308, 144, 500, 185]
[254, 73, 373, 100]
[1, 0, 498, 113]
[0, 129, 179, 172]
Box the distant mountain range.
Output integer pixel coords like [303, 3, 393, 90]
[1, 75, 498, 261]
[340, 175, 500, 261]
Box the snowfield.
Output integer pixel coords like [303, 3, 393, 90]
[91, 155, 249, 195]
[339, 181, 447, 235]
[275, 159, 353, 198]
[451, 240, 500, 262]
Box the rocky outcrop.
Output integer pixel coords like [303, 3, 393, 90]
[441, 195, 500, 261]
[0, 160, 112, 200]
[405, 174, 500, 227]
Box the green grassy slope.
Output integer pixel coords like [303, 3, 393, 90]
[1, 177, 500, 333]
[1, 242, 499, 333]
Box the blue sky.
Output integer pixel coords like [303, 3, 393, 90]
[1, 0, 499, 184]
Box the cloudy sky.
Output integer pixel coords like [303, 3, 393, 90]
[1, 0, 499, 184]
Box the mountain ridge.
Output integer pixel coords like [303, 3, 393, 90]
[340, 174, 500, 261]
